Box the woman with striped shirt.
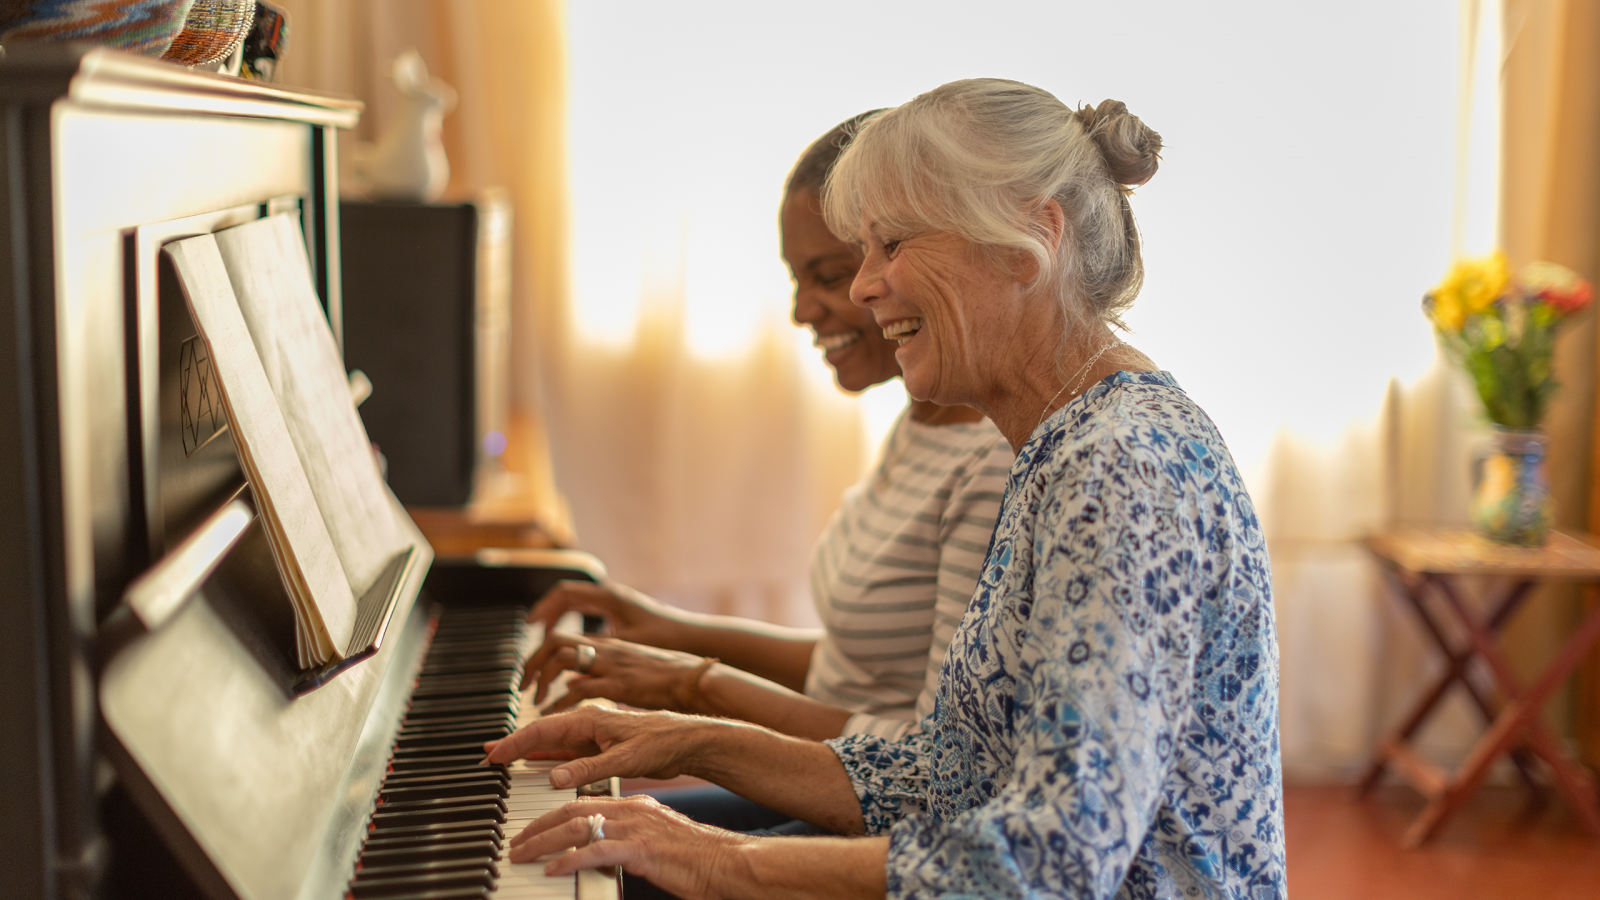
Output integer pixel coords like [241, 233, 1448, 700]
[522, 115, 1012, 743]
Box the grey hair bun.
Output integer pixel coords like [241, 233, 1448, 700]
[1077, 99, 1161, 187]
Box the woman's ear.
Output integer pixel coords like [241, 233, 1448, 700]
[1035, 198, 1066, 249]
[1015, 198, 1066, 283]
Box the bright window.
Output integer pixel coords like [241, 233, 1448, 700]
[568, 1, 1465, 469]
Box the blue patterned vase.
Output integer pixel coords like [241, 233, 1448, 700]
[1471, 427, 1552, 546]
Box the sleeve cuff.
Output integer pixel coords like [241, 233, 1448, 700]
[841, 712, 917, 741]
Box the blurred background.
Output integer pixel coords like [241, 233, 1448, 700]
[268, 0, 1599, 791]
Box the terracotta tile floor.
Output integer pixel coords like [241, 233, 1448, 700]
[627, 779, 1600, 897]
[1286, 784, 1600, 899]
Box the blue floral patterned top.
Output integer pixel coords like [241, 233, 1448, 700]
[826, 371, 1284, 900]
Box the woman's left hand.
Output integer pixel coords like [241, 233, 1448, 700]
[484, 705, 714, 787]
[511, 795, 753, 900]
[522, 632, 713, 713]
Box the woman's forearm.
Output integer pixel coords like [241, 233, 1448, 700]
[696, 664, 853, 740]
[669, 615, 819, 692]
[683, 719, 866, 835]
[721, 836, 889, 900]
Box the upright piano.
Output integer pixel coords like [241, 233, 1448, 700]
[0, 46, 615, 900]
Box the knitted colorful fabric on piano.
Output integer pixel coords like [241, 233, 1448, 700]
[161, 0, 255, 66]
[827, 371, 1286, 900]
[0, 0, 195, 56]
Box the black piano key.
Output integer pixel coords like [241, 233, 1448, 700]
[370, 802, 504, 829]
[395, 731, 507, 751]
[399, 714, 515, 733]
[362, 828, 502, 851]
[396, 724, 509, 739]
[421, 655, 521, 668]
[393, 742, 501, 760]
[424, 644, 520, 655]
[377, 795, 508, 816]
[358, 839, 499, 865]
[426, 638, 522, 650]
[407, 689, 515, 704]
[408, 688, 517, 704]
[349, 868, 494, 898]
[422, 646, 519, 659]
[389, 755, 498, 773]
[348, 890, 488, 900]
[433, 620, 525, 633]
[381, 767, 507, 786]
[355, 859, 498, 881]
[387, 760, 504, 778]
[380, 782, 507, 803]
[422, 656, 520, 667]
[403, 699, 516, 716]
[381, 768, 507, 785]
[409, 684, 516, 699]
[414, 671, 517, 685]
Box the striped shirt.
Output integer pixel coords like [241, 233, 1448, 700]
[804, 410, 1012, 739]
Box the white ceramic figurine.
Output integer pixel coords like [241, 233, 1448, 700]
[361, 49, 457, 202]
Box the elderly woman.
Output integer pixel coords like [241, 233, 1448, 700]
[521, 114, 1011, 748]
[486, 78, 1284, 900]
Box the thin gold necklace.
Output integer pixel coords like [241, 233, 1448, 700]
[1035, 339, 1124, 431]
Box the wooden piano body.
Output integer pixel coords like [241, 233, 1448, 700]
[0, 46, 606, 900]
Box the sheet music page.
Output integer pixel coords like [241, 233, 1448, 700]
[213, 214, 408, 607]
[166, 236, 357, 664]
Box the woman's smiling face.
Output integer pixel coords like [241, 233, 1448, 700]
[781, 190, 902, 392]
[849, 219, 1031, 408]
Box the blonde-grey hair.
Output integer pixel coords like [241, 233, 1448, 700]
[821, 78, 1161, 336]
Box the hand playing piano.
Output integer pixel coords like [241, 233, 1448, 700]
[483, 705, 716, 787]
[507, 794, 754, 900]
[523, 633, 716, 714]
[484, 706, 884, 899]
[527, 580, 692, 650]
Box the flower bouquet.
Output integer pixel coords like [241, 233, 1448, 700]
[1423, 252, 1593, 545]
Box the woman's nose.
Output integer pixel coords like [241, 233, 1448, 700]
[850, 256, 883, 308]
[791, 285, 824, 325]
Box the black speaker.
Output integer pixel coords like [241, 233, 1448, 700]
[340, 193, 510, 506]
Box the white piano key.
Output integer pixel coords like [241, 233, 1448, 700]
[490, 650, 617, 900]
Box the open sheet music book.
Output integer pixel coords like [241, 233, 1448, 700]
[166, 215, 409, 668]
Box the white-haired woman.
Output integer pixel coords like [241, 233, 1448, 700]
[486, 78, 1285, 900]
[518, 115, 1014, 841]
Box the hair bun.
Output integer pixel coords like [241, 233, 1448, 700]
[1077, 99, 1161, 187]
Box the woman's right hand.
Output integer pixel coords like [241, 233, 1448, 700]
[508, 794, 754, 900]
[528, 580, 690, 650]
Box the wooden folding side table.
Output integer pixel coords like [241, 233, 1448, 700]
[1357, 527, 1600, 847]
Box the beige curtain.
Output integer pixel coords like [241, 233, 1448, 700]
[270, 0, 867, 624]
[1263, 360, 1495, 780]
[1495, 0, 1600, 769]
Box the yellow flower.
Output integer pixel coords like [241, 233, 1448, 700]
[1434, 251, 1509, 318]
[1425, 290, 1466, 333]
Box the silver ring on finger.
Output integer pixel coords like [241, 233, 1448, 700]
[574, 644, 597, 675]
[586, 813, 605, 845]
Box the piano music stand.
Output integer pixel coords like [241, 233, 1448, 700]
[1357, 526, 1600, 847]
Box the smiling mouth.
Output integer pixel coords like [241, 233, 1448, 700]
[814, 331, 861, 352]
[882, 318, 924, 346]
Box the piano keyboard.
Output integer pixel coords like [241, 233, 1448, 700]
[347, 606, 615, 900]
